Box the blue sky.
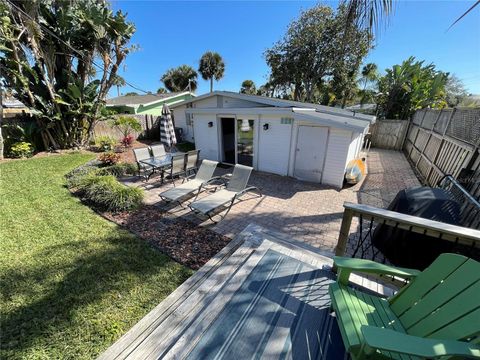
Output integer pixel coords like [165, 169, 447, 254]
[110, 1, 480, 98]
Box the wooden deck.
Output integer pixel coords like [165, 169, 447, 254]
[99, 224, 393, 360]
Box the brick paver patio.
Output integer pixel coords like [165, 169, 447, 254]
[123, 148, 420, 252]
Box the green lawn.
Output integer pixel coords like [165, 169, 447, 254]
[0, 153, 192, 359]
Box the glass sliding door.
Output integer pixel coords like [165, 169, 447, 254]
[237, 119, 254, 166]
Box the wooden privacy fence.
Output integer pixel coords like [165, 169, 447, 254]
[403, 108, 480, 188]
[369, 119, 409, 150]
[94, 114, 161, 140]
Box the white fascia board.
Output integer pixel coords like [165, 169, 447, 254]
[293, 111, 367, 132]
[141, 92, 195, 107]
[184, 107, 296, 116]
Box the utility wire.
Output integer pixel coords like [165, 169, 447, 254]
[5, 0, 151, 95]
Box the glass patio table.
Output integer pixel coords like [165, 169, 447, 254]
[140, 152, 185, 182]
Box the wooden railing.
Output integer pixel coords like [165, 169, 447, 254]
[334, 202, 480, 286]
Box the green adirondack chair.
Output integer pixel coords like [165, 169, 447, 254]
[329, 253, 480, 359]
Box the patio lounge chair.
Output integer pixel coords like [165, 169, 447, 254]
[329, 253, 480, 360]
[189, 164, 261, 223]
[159, 160, 219, 205]
[133, 147, 153, 178]
[151, 144, 166, 158]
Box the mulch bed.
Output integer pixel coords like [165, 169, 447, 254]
[103, 205, 231, 270]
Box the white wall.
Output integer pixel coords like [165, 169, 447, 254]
[192, 96, 219, 108]
[322, 128, 353, 188]
[257, 115, 293, 176]
[172, 105, 195, 142]
[192, 114, 219, 161]
[345, 132, 363, 166]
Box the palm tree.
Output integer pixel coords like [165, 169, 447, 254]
[344, 0, 478, 33]
[161, 65, 198, 93]
[240, 80, 256, 95]
[198, 51, 225, 92]
[344, 0, 394, 34]
[360, 63, 378, 90]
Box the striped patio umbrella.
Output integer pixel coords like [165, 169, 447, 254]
[160, 104, 177, 149]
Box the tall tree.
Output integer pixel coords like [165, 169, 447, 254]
[445, 75, 468, 107]
[377, 57, 448, 119]
[0, 0, 135, 149]
[360, 63, 378, 90]
[161, 65, 198, 93]
[240, 80, 256, 95]
[156, 87, 167, 94]
[198, 51, 225, 92]
[265, 5, 335, 102]
[265, 4, 372, 104]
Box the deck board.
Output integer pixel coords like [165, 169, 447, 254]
[99, 224, 393, 360]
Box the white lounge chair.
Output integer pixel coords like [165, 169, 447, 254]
[159, 160, 219, 205]
[189, 164, 261, 223]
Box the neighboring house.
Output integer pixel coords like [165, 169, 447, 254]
[171, 91, 375, 188]
[106, 92, 195, 116]
[346, 103, 377, 114]
[1, 93, 29, 118]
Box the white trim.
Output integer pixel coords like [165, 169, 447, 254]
[169, 90, 376, 122]
[106, 92, 195, 108]
[140, 92, 195, 107]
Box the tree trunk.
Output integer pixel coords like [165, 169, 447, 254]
[210, 78, 213, 93]
[0, 90, 3, 160]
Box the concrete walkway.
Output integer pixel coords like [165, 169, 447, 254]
[126, 148, 420, 253]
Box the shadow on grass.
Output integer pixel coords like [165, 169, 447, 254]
[1, 235, 191, 358]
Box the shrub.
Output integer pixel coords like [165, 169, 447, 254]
[65, 163, 98, 189]
[95, 135, 117, 151]
[121, 134, 134, 148]
[82, 175, 143, 212]
[111, 116, 142, 138]
[98, 151, 121, 165]
[9, 141, 34, 158]
[95, 163, 137, 177]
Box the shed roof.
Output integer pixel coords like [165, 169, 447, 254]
[170, 91, 375, 122]
[106, 92, 193, 107]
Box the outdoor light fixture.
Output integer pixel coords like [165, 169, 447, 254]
[240, 119, 250, 132]
[208, 121, 213, 128]
[263, 123, 269, 131]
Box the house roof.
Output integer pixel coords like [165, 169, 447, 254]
[106, 92, 194, 107]
[184, 106, 371, 132]
[2, 96, 26, 108]
[170, 91, 376, 123]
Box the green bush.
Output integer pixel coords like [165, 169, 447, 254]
[95, 135, 117, 151]
[81, 175, 143, 212]
[95, 163, 137, 177]
[65, 163, 98, 189]
[9, 141, 34, 158]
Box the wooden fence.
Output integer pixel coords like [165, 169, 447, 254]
[403, 108, 480, 188]
[94, 114, 161, 141]
[369, 119, 409, 150]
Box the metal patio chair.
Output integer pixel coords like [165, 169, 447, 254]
[133, 147, 153, 179]
[150, 144, 166, 158]
[185, 149, 200, 176]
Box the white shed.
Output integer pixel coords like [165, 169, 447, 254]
[171, 91, 375, 188]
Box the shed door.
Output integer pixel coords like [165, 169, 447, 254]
[294, 126, 328, 182]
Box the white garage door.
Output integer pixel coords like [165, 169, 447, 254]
[294, 126, 328, 182]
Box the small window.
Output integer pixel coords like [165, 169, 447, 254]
[281, 117, 293, 125]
